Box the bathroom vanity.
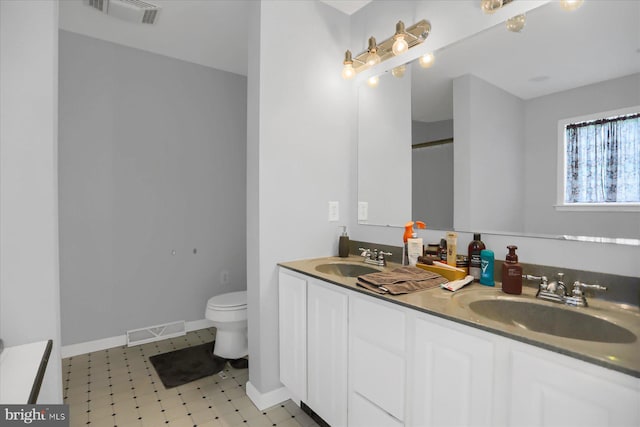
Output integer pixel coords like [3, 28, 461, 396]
[278, 256, 640, 427]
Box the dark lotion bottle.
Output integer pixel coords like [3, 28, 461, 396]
[339, 226, 349, 258]
[502, 245, 523, 295]
[468, 233, 486, 281]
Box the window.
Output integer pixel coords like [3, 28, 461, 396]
[557, 107, 640, 211]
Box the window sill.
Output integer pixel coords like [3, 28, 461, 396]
[554, 204, 640, 212]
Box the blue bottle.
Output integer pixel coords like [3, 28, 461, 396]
[479, 249, 495, 286]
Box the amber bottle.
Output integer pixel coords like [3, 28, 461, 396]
[501, 245, 522, 295]
[468, 233, 486, 281]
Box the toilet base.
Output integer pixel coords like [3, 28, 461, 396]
[212, 328, 248, 359]
[229, 358, 249, 370]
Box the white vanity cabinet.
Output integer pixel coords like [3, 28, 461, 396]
[410, 314, 496, 427]
[307, 280, 349, 427]
[507, 344, 640, 427]
[278, 270, 307, 402]
[278, 269, 349, 426]
[278, 266, 640, 427]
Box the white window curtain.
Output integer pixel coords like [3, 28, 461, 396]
[565, 113, 640, 203]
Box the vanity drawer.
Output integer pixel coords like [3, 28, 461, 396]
[350, 295, 406, 353]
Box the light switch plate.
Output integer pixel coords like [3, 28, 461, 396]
[328, 201, 339, 222]
[358, 201, 368, 221]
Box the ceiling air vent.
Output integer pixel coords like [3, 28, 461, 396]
[83, 0, 161, 25]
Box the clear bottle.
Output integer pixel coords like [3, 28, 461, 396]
[468, 233, 486, 281]
[501, 245, 523, 294]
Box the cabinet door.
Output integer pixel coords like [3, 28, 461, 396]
[350, 295, 406, 422]
[509, 349, 640, 427]
[307, 280, 348, 427]
[411, 315, 495, 427]
[278, 270, 307, 402]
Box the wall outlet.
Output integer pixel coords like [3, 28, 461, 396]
[328, 201, 339, 222]
[358, 201, 368, 221]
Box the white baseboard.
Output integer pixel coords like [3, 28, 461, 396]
[246, 381, 291, 411]
[61, 319, 214, 358]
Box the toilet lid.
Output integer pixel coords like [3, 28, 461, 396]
[207, 290, 247, 310]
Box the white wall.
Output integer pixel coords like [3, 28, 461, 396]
[358, 72, 412, 227]
[0, 0, 63, 403]
[58, 31, 247, 345]
[247, 0, 352, 397]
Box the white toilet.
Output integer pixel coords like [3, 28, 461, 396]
[205, 290, 248, 359]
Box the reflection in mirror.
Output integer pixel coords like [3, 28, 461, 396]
[358, 0, 640, 241]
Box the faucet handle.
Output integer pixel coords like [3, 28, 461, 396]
[572, 281, 608, 296]
[523, 274, 548, 289]
[359, 247, 371, 256]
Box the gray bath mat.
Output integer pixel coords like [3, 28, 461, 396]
[149, 341, 226, 389]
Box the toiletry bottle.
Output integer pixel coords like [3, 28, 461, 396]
[438, 239, 447, 262]
[446, 231, 458, 267]
[468, 233, 486, 281]
[403, 221, 426, 265]
[479, 249, 495, 286]
[407, 232, 423, 267]
[338, 226, 349, 258]
[501, 245, 523, 294]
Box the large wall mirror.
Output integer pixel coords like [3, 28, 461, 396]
[357, 0, 640, 240]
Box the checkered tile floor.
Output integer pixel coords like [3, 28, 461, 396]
[62, 328, 317, 427]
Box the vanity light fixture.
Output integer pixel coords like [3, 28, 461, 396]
[559, 0, 584, 12]
[480, 0, 504, 14]
[340, 19, 431, 78]
[506, 14, 526, 32]
[419, 52, 435, 68]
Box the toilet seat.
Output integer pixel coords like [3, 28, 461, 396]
[207, 291, 246, 311]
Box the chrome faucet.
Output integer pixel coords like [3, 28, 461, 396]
[524, 273, 607, 307]
[359, 247, 392, 267]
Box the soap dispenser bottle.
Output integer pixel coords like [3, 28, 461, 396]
[501, 245, 522, 294]
[338, 226, 349, 258]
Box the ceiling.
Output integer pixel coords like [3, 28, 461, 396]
[410, 0, 640, 122]
[59, 0, 252, 76]
[59, 0, 372, 77]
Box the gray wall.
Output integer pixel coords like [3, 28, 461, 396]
[58, 31, 247, 345]
[454, 74, 526, 233]
[523, 73, 640, 238]
[412, 119, 454, 229]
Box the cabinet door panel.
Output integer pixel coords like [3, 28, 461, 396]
[350, 392, 403, 427]
[352, 336, 405, 421]
[509, 350, 640, 427]
[278, 270, 307, 402]
[307, 281, 348, 427]
[411, 316, 494, 427]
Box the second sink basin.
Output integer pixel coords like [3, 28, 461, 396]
[468, 299, 636, 344]
[315, 263, 381, 278]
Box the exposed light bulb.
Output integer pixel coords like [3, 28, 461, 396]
[392, 36, 409, 56]
[480, 0, 503, 14]
[341, 63, 355, 80]
[366, 36, 381, 67]
[506, 14, 526, 32]
[341, 50, 355, 80]
[392, 21, 409, 56]
[559, 0, 584, 11]
[391, 65, 406, 78]
[367, 75, 380, 88]
[366, 51, 381, 67]
[419, 52, 435, 68]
